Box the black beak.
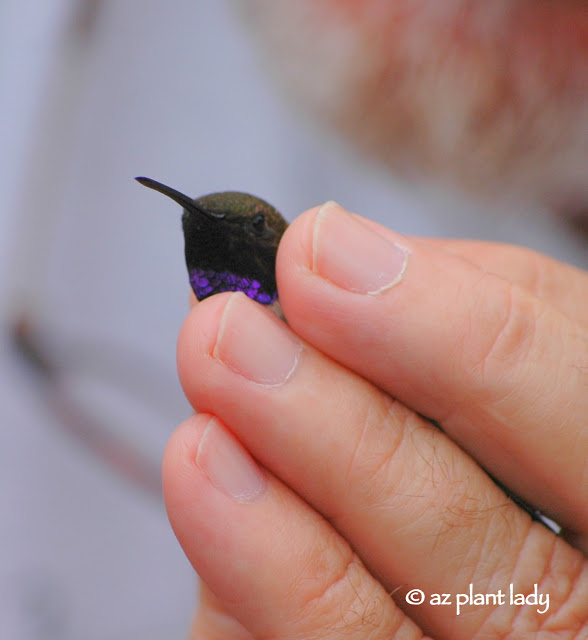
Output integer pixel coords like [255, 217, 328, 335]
[135, 177, 225, 220]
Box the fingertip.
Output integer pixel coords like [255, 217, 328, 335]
[176, 293, 231, 397]
[162, 413, 211, 503]
[163, 412, 208, 464]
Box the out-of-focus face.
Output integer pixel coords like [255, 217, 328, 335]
[234, 1, 588, 219]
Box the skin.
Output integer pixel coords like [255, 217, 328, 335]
[232, 0, 588, 217]
[163, 202, 588, 639]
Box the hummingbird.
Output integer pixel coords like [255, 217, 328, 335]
[136, 177, 288, 316]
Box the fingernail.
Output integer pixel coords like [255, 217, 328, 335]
[213, 293, 301, 386]
[312, 201, 409, 294]
[196, 417, 266, 503]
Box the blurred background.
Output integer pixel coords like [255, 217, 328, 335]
[1, 1, 586, 638]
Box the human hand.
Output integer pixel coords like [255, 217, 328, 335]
[163, 202, 588, 639]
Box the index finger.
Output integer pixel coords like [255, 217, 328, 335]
[415, 237, 588, 326]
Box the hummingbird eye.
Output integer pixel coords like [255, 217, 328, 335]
[251, 212, 266, 235]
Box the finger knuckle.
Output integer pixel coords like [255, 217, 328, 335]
[498, 534, 588, 639]
[295, 554, 390, 635]
[344, 397, 412, 508]
[461, 275, 540, 384]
